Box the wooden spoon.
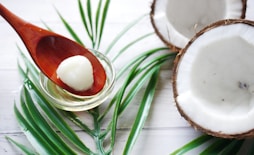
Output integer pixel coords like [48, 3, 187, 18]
[0, 4, 106, 96]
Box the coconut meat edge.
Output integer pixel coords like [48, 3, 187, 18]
[152, 0, 243, 49]
[176, 23, 254, 135]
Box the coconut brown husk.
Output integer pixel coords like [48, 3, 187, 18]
[150, 0, 247, 53]
[172, 19, 254, 139]
[150, 0, 181, 52]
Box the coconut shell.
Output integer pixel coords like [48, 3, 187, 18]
[150, 0, 181, 52]
[172, 19, 254, 139]
[150, 0, 247, 52]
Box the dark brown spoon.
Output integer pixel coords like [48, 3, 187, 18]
[0, 4, 106, 96]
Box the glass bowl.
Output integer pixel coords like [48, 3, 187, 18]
[39, 49, 115, 111]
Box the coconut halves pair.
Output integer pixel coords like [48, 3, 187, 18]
[151, 0, 254, 139]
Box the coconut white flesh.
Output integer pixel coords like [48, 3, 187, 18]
[152, 0, 243, 49]
[246, 0, 254, 20]
[56, 55, 94, 91]
[175, 23, 254, 135]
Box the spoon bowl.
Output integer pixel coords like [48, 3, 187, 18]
[0, 4, 106, 96]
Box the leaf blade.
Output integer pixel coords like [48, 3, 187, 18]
[25, 80, 95, 155]
[14, 103, 58, 155]
[96, 0, 110, 49]
[78, 0, 94, 46]
[171, 135, 213, 155]
[123, 66, 160, 155]
[105, 14, 147, 54]
[22, 86, 76, 155]
[56, 9, 84, 46]
[6, 136, 38, 155]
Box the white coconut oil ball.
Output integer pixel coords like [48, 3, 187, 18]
[56, 55, 94, 91]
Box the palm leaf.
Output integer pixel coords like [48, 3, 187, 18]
[17, 45, 39, 83]
[245, 141, 254, 155]
[200, 138, 233, 155]
[171, 134, 251, 155]
[56, 9, 84, 46]
[21, 86, 76, 155]
[95, 0, 103, 43]
[111, 32, 154, 62]
[123, 66, 160, 154]
[86, 0, 94, 38]
[105, 13, 147, 54]
[41, 20, 53, 31]
[98, 47, 170, 121]
[5, 136, 38, 155]
[18, 56, 94, 154]
[62, 111, 94, 137]
[14, 3, 170, 154]
[219, 140, 244, 155]
[25, 80, 94, 154]
[78, 0, 94, 46]
[118, 52, 176, 115]
[14, 104, 58, 155]
[11, 0, 252, 154]
[96, 0, 110, 49]
[115, 47, 169, 80]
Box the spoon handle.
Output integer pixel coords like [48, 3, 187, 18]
[0, 4, 29, 36]
[0, 4, 54, 56]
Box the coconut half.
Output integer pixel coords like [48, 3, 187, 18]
[150, 0, 246, 51]
[173, 19, 254, 139]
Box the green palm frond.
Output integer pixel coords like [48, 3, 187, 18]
[171, 135, 213, 155]
[123, 66, 160, 155]
[6, 136, 38, 155]
[111, 32, 155, 62]
[56, 9, 84, 46]
[14, 103, 59, 155]
[96, 0, 110, 49]
[20, 86, 77, 155]
[9, 0, 254, 155]
[10, 0, 174, 154]
[78, 0, 94, 46]
[14, 46, 172, 154]
[170, 134, 252, 155]
[60, 0, 111, 49]
[105, 14, 147, 55]
[206, 138, 246, 155]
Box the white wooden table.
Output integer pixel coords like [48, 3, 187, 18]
[0, 0, 202, 154]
